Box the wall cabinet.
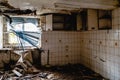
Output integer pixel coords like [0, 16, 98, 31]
[98, 10, 112, 30]
[53, 14, 64, 30]
[88, 9, 98, 30]
[45, 14, 77, 31]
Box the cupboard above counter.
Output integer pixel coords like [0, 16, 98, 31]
[98, 10, 112, 30]
[40, 9, 112, 31]
[42, 13, 77, 31]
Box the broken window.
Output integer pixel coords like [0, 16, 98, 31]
[5, 17, 41, 49]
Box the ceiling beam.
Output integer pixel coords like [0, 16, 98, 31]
[55, 3, 117, 10]
[55, 0, 119, 10]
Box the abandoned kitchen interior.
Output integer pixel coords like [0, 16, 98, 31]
[0, 0, 120, 80]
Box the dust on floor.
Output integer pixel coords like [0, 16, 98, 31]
[0, 64, 107, 80]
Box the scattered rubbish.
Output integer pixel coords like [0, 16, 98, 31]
[12, 69, 22, 77]
[0, 63, 107, 80]
[46, 74, 54, 79]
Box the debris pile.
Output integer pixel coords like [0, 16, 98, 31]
[0, 63, 107, 80]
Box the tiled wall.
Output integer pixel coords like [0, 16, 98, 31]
[79, 30, 120, 80]
[41, 8, 120, 80]
[41, 31, 81, 66]
[80, 8, 120, 80]
[41, 30, 120, 80]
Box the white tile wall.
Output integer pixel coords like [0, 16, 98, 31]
[79, 29, 120, 80]
[41, 31, 81, 66]
[40, 8, 120, 80]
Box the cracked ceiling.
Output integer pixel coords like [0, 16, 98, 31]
[0, 0, 119, 15]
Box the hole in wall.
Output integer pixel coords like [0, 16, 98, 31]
[65, 45, 69, 48]
[99, 41, 102, 44]
[82, 40, 84, 42]
[45, 40, 48, 43]
[89, 40, 92, 43]
[59, 40, 62, 43]
[91, 27, 95, 30]
[65, 49, 69, 51]
[115, 42, 118, 46]
[65, 55, 69, 58]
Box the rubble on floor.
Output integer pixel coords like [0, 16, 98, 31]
[0, 62, 107, 80]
